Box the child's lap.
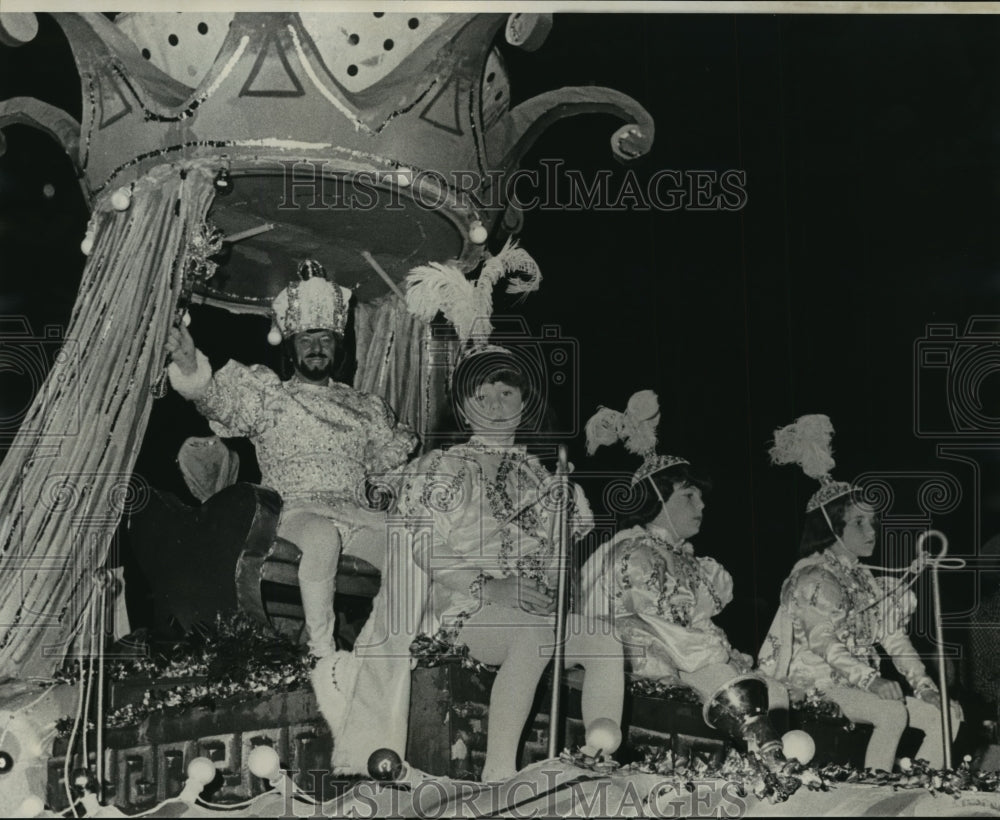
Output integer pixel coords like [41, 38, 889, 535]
[457, 604, 555, 665]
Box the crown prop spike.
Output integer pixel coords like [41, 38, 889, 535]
[585, 390, 689, 486]
[769, 414, 857, 512]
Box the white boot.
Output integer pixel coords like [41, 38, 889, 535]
[299, 573, 337, 659]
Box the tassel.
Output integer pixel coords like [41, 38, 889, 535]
[769, 414, 836, 480]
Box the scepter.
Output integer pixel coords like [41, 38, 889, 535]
[916, 529, 955, 770]
[548, 444, 572, 758]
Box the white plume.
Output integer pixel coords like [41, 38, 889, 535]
[481, 237, 542, 301]
[404, 240, 542, 346]
[769, 414, 836, 480]
[584, 390, 661, 457]
[404, 261, 487, 345]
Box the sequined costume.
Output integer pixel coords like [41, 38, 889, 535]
[168, 351, 416, 659]
[172, 351, 414, 521]
[758, 548, 935, 694]
[395, 438, 593, 640]
[758, 547, 958, 770]
[315, 438, 625, 777]
[580, 523, 752, 683]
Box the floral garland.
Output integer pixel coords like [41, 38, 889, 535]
[409, 626, 498, 676]
[621, 744, 819, 804]
[610, 745, 999, 805]
[789, 687, 853, 729]
[625, 677, 703, 704]
[55, 613, 312, 734]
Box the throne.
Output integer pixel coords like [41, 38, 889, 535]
[127, 437, 381, 644]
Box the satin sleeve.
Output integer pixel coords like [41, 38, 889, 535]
[363, 394, 418, 475]
[618, 539, 733, 673]
[616, 538, 676, 617]
[194, 360, 280, 439]
[395, 451, 488, 595]
[698, 555, 734, 614]
[784, 564, 880, 690]
[873, 577, 936, 693]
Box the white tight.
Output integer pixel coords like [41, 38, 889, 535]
[824, 686, 955, 771]
[458, 605, 625, 783]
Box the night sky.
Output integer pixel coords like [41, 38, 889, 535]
[2, 10, 999, 660]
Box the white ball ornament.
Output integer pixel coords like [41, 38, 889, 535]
[247, 745, 281, 781]
[267, 326, 283, 346]
[781, 729, 816, 766]
[18, 796, 45, 818]
[585, 718, 622, 756]
[111, 187, 131, 211]
[80, 233, 94, 256]
[182, 311, 192, 328]
[186, 756, 217, 785]
[468, 221, 488, 244]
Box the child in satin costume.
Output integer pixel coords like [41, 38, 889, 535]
[394, 347, 624, 782]
[580, 391, 790, 768]
[759, 414, 962, 771]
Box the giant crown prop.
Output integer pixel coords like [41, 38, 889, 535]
[0, 11, 653, 310]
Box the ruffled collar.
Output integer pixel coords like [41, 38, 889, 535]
[826, 545, 862, 570]
[645, 523, 695, 556]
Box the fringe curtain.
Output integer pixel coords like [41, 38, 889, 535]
[353, 295, 433, 443]
[0, 163, 215, 680]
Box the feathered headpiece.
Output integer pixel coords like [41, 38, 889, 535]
[585, 390, 688, 486]
[404, 238, 542, 350]
[769, 414, 857, 512]
[267, 259, 352, 345]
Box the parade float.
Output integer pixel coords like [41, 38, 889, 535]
[0, 9, 998, 818]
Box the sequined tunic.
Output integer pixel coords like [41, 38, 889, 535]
[579, 524, 749, 680]
[758, 549, 936, 694]
[395, 438, 594, 637]
[194, 360, 416, 510]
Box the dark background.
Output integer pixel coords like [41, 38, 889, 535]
[2, 11, 1000, 673]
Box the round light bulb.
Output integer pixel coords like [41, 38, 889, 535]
[585, 718, 623, 756]
[110, 188, 131, 211]
[247, 745, 281, 781]
[186, 756, 217, 785]
[781, 729, 816, 766]
[18, 796, 45, 817]
[267, 327, 283, 346]
[468, 221, 488, 245]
